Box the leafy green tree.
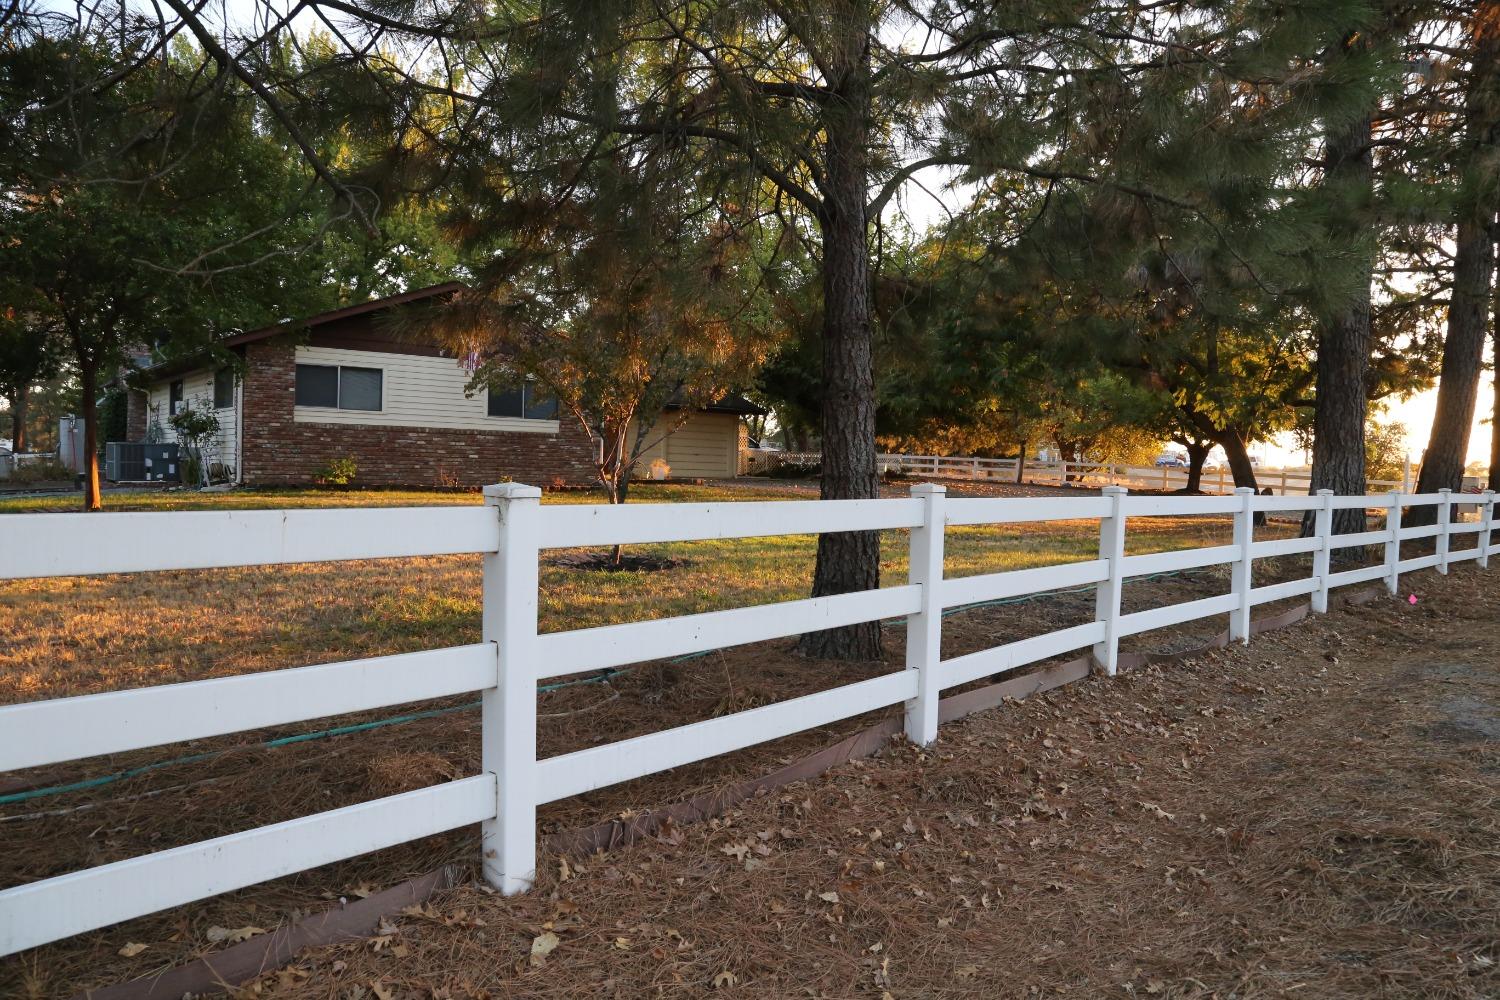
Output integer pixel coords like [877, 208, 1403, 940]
[0, 25, 407, 507]
[0, 295, 61, 452]
[127, 0, 1370, 659]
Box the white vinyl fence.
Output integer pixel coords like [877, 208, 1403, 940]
[1, 484, 1496, 955]
[751, 450, 1415, 496]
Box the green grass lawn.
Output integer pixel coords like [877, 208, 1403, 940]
[0, 482, 1273, 701]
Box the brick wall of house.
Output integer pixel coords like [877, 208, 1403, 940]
[239, 337, 598, 488]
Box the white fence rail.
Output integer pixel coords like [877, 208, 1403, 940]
[750, 450, 1419, 496]
[1, 484, 1496, 954]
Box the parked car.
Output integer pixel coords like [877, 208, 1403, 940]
[1153, 454, 1187, 468]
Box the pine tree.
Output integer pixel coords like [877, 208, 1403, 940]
[1409, 3, 1499, 518]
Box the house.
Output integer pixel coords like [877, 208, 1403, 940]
[121, 283, 763, 487]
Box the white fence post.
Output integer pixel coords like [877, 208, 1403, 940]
[481, 482, 542, 895]
[1312, 489, 1333, 614]
[1481, 491, 1495, 570]
[905, 483, 947, 745]
[1385, 491, 1402, 595]
[1436, 488, 1452, 574]
[1093, 486, 1128, 675]
[1229, 487, 1255, 643]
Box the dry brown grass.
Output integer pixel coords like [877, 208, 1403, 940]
[7, 483, 1406, 998]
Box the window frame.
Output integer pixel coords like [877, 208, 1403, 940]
[485, 378, 560, 422]
[168, 379, 184, 416]
[213, 368, 235, 410]
[294, 363, 384, 413]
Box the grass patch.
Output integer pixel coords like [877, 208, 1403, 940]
[0, 483, 1287, 702]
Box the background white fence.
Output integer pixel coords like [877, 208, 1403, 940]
[1, 484, 1496, 954]
[745, 449, 1421, 496]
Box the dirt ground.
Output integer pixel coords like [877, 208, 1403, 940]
[4, 555, 1495, 998]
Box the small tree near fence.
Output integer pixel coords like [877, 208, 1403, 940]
[419, 156, 778, 562]
[168, 401, 219, 487]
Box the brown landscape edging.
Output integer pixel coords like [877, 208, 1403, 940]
[77, 866, 464, 1000]
[78, 585, 1390, 999]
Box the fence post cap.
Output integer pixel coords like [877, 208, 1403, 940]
[1100, 485, 1128, 496]
[1315, 488, 1334, 496]
[1438, 487, 1452, 495]
[909, 482, 947, 496]
[483, 482, 543, 502]
[1233, 486, 1256, 495]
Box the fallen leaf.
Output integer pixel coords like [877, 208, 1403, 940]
[371, 981, 394, 1000]
[818, 891, 841, 904]
[117, 942, 148, 958]
[712, 970, 739, 988]
[529, 931, 561, 967]
[206, 925, 267, 944]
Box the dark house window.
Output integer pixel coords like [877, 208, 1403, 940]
[487, 381, 558, 421]
[213, 368, 235, 409]
[295, 364, 382, 411]
[169, 380, 184, 415]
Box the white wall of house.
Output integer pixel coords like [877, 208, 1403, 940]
[145, 368, 239, 475]
[291, 346, 561, 435]
[630, 411, 742, 480]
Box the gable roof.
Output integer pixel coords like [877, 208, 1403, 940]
[220, 281, 464, 349]
[122, 282, 767, 418]
[123, 282, 463, 385]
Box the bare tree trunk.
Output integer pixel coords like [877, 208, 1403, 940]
[798, 10, 881, 662]
[6, 386, 28, 453]
[1014, 439, 1027, 484]
[1306, 111, 1373, 537]
[1411, 217, 1495, 524]
[80, 362, 101, 511]
[1217, 432, 1258, 491]
[1183, 440, 1209, 493]
[609, 471, 631, 565]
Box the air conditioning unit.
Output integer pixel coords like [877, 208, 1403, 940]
[105, 442, 180, 483]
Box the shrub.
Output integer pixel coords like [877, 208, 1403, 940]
[317, 456, 358, 486]
[6, 457, 74, 484]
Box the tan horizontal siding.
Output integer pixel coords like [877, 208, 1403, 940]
[291, 346, 560, 434]
[145, 369, 236, 465]
[630, 411, 739, 479]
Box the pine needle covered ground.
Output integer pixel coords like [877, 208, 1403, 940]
[192, 568, 1499, 998]
[8, 482, 1476, 998]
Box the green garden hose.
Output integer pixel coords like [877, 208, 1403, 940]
[1, 567, 1208, 808]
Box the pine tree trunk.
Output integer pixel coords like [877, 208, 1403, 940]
[1490, 283, 1499, 491]
[798, 10, 881, 662]
[1413, 11, 1498, 522]
[80, 363, 101, 511]
[1410, 217, 1495, 524]
[1307, 113, 1373, 537]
